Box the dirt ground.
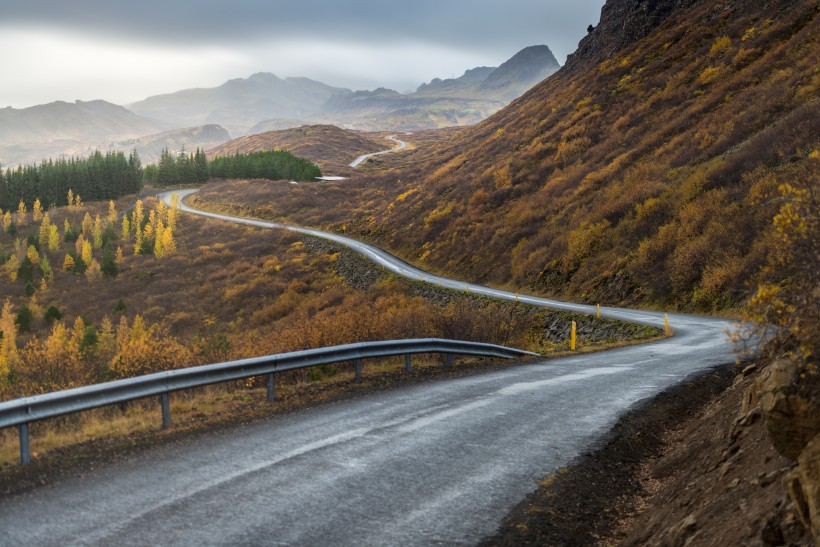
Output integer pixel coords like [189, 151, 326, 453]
[482, 363, 812, 546]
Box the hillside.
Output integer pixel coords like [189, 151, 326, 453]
[0, 100, 167, 167]
[205, 124, 387, 175]
[340, 0, 819, 312]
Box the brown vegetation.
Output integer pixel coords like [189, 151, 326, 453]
[206, 124, 388, 176]
[204, 0, 818, 316]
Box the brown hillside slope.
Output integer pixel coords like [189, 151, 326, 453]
[341, 0, 819, 311]
[206, 124, 386, 175]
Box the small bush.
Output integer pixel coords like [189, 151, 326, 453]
[45, 306, 62, 323]
[14, 306, 34, 333]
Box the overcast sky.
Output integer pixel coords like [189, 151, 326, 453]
[0, 0, 605, 109]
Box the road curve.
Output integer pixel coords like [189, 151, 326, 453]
[349, 135, 408, 167]
[0, 189, 738, 546]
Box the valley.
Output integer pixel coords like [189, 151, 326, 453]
[0, 0, 817, 543]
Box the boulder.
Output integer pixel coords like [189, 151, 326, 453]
[759, 359, 820, 460]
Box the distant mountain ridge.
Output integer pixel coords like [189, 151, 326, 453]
[130, 45, 562, 134]
[317, 45, 561, 130]
[0, 44, 562, 166]
[129, 73, 350, 134]
[0, 100, 166, 145]
[112, 124, 231, 164]
[0, 100, 169, 167]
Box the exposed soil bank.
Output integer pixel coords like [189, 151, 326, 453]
[482, 363, 812, 546]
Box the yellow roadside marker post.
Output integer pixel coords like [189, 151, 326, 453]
[571, 321, 577, 351]
[664, 314, 673, 336]
[597, 304, 601, 318]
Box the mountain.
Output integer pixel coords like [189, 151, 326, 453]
[478, 45, 560, 100]
[206, 124, 386, 175]
[245, 118, 312, 135]
[128, 73, 351, 134]
[112, 124, 231, 164]
[413, 67, 497, 97]
[324, 0, 818, 312]
[317, 45, 561, 131]
[0, 100, 168, 167]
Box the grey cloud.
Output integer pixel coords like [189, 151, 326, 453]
[1, 0, 604, 59]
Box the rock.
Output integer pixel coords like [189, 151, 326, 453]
[797, 434, 820, 543]
[742, 364, 759, 376]
[671, 514, 698, 546]
[759, 359, 820, 460]
[741, 383, 760, 415]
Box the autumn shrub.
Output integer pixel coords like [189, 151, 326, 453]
[741, 172, 819, 374]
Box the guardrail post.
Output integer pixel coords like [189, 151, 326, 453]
[19, 423, 31, 465]
[160, 393, 171, 429]
[445, 354, 453, 367]
[267, 373, 276, 401]
[405, 354, 412, 372]
[354, 359, 362, 382]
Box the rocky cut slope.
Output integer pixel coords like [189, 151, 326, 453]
[352, 0, 818, 312]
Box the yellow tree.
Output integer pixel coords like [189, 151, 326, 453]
[115, 246, 124, 266]
[40, 255, 53, 282]
[63, 254, 75, 271]
[81, 239, 93, 266]
[18, 321, 85, 393]
[81, 212, 92, 237]
[48, 225, 60, 251]
[0, 301, 20, 375]
[134, 227, 143, 255]
[132, 200, 144, 235]
[74, 193, 82, 209]
[121, 216, 131, 245]
[743, 177, 819, 372]
[108, 200, 117, 225]
[67, 189, 74, 208]
[75, 234, 85, 257]
[32, 198, 43, 222]
[26, 244, 39, 264]
[153, 220, 166, 259]
[156, 200, 167, 225]
[5, 255, 19, 281]
[2, 211, 11, 231]
[69, 317, 86, 352]
[161, 224, 176, 255]
[148, 209, 158, 234]
[92, 214, 103, 248]
[16, 200, 27, 226]
[97, 316, 116, 361]
[38, 212, 51, 247]
[63, 218, 71, 237]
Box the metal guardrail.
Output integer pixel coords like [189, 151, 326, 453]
[0, 338, 538, 465]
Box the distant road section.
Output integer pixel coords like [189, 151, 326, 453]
[349, 134, 407, 167]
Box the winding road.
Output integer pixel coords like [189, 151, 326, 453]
[0, 189, 738, 546]
[349, 135, 408, 167]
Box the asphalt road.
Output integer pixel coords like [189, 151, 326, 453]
[349, 135, 408, 167]
[0, 190, 738, 546]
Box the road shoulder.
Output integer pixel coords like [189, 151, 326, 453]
[480, 362, 812, 545]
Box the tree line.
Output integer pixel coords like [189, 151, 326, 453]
[143, 148, 322, 185]
[1, 147, 322, 212]
[0, 151, 142, 211]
